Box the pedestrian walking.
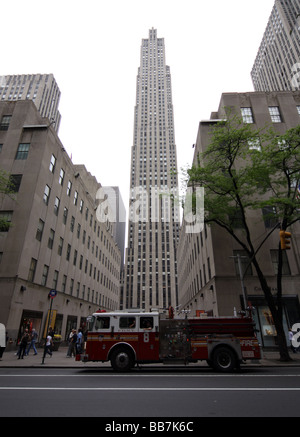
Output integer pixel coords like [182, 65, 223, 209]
[17, 329, 29, 359]
[27, 329, 38, 355]
[45, 332, 53, 357]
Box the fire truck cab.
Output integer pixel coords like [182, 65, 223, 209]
[82, 311, 160, 371]
[78, 310, 261, 372]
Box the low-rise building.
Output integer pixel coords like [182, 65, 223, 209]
[178, 91, 300, 348]
[0, 100, 123, 347]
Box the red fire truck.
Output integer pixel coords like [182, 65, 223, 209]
[76, 310, 261, 372]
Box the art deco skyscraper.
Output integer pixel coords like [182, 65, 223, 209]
[123, 28, 179, 311]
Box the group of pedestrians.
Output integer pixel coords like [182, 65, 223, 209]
[17, 327, 52, 359]
[17, 328, 38, 359]
[66, 328, 84, 358]
[16, 326, 84, 359]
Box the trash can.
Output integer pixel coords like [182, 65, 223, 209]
[0, 323, 6, 358]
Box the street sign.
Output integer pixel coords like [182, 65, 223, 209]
[48, 289, 57, 299]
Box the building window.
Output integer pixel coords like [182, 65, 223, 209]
[15, 143, 30, 160]
[48, 229, 55, 249]
[73, 250, 77, 266]
[43, 185, 51, 205]
[62, 207, 68, 224]
[67, 180, 72, 196]
[70, 278, 74, 295]
[79, 199, 84, 213]
[241, 107, 254, 123]
[59, 168, 65, 185]
[66, 244, 71, 261]
[70, 216, 75, 232]
[52, 270, 59, 290]
[0, 115, 12, 130]
[9, 174, 22, 192]
[0, 211, 13, 231]
[58, 237, 64, 255]
[41, 264, 49, 286]
[74, 190, 78, 205]
[229, 209, 244, 228]
[62, 275, 67, 293]
[36, 219, 45, 241]
[49, 154, 56, 173]
[262, 206, 278, 228]
[248, 138, 261, 151]
[28, 258, 37, 282]
[296, 106, 300, 116]
[54, 197, 60, 215]
[270, 249, 291, 275]
[269, 106, 282, 123]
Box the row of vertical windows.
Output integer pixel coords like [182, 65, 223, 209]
[35, 216, 119, 279]
[46, 155, 120, 264]
[241, 105, 300, 124]
[28, 257, 118, 309]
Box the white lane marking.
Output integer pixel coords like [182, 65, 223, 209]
[1, 387, 300, 391]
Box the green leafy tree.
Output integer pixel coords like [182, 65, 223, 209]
[187, 114, 300, 361]
[0, 169, 16, 231]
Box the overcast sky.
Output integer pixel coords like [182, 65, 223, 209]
[2, 0, 275, 215]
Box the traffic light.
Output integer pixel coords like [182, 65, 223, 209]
[280, 230, 291, 250]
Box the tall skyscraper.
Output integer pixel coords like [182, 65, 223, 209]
[123, 28, 179, 311]
[0, 74, 61, 131]
[251, 0, 300, 92]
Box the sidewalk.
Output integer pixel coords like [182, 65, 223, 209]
[0, 346, 107, 368]
[1, 346, 300, 368]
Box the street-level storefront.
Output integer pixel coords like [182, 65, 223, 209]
[17, 310, 43, 345]
[248, 295, 300, 348]
[16, 312, 90, 348]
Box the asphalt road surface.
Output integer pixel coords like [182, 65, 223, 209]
[1, 366, 300, 418]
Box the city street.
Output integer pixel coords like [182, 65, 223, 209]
[1, 367, 300, 418]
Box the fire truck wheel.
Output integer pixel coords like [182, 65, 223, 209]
[110, 347, 134, 372]
[212, 346, 236, 372]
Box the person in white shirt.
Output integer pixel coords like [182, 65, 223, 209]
[45, 332, 53, 357]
